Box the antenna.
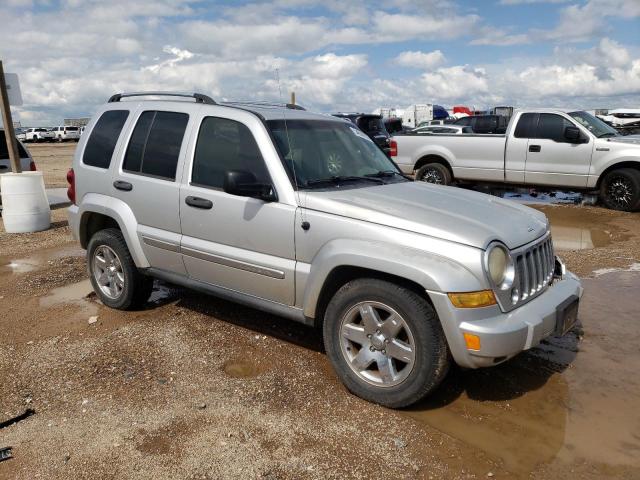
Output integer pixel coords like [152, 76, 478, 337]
[275, 69, 306, 229]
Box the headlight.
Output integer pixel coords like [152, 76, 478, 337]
[485, 243, 515, 290]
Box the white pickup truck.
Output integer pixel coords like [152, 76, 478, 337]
[391, 109, 640, 211]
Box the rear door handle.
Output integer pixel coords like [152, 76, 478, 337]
[185, 196, 213, 209]
[113, 180, 133, 191]
[529, 145, 541, 153]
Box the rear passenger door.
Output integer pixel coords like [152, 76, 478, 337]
[524, 113, 592, 187]
[112, 105, 195, 275]
[179, 112, 296, 306]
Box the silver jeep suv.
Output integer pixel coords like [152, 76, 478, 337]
[68, 92, 583, 408]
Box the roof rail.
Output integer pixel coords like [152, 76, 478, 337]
[221, 101, 306, 111]
[107, 91, 216, 105]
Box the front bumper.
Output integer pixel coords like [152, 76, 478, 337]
[428, 271, 583, 369]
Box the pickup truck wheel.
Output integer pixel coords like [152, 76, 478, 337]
[599, 168, 640, 212]
[323, 278, 450, 408]
[415, 163, 452, 185]
[87, 228, 153, 310]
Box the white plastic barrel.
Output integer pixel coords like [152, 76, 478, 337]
[0, 172, 51, 233]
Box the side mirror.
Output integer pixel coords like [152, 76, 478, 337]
[564, 126, 582, 143]
[223, 170, 276, 202]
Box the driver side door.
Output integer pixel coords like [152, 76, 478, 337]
[179, 113, 296, 306]
[524, 113, 593, 188]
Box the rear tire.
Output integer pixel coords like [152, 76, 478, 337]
[599, 168, 640, 212]
[323, 278, 450, 408]
[416, 163, 452, 185]
[87, 228, 153, 310]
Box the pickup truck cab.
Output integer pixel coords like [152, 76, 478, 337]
[392, 109, 640, 211]
[67, 92, 583, 408]
[24, 127, 55, 142]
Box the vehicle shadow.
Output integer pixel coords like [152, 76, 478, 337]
[418, 324, 583, 409]
[148, 281, 324, 352]
[145, 281, 583, 398]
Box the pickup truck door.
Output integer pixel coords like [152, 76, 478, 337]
[504, 113, 536, 183]
[524, 113, 593, 188]
[179, 113, 296, 306]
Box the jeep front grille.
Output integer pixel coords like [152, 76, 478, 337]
[512, 234, 555, 307]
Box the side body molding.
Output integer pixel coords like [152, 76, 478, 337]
[77, 193, 150, 268]
[301, 239, 484, 319]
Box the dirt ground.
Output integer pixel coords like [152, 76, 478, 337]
[27, 142, 77, 189]
[1, 145, 640, 479]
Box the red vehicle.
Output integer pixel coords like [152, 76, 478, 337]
[453, 106, 473, 116]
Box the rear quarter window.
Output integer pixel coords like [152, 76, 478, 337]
[123, 111, 189, 180]
[514, 113, 537, 138]
[83, 110, 130, 169]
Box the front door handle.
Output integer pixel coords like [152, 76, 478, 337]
[529, 145, 541, 153]
[185, 196, 213, 209]
[113, 180, 133, 191]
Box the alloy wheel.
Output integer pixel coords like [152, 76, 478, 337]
[92, 245, 125, 299]
[607, 177, 633, 209]
[339, 301, 416, 387]
[420, 168, 444, 184]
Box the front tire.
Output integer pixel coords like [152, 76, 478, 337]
[87, 228, 153, 310]
[415, 163, 452, 185]
[599, 168, 640, 212]
[323, 278, 450, 408]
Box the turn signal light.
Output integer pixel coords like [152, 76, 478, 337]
[447, 290, 497, 308]
[463, 333, 481, 351]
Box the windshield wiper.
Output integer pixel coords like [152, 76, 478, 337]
[598, 132, 618, 138]
[365, 170, 409, 180]
[303, 175, 385, 188]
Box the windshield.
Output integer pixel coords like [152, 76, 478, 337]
[569, 111, 619, 138]
[268, 119, 403, 189]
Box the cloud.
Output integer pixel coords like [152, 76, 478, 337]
[394, 50, 446, 69]
[371, 11, 480, 41]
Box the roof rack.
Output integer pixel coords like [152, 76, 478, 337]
[107, 92, 216, 105]
[221, 101, 306, 111]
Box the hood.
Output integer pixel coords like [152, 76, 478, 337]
[303, 182, 549, 250]
[605, 136, 640, 146]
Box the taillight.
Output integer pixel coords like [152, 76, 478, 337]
[66, 168, 76, 204]
[389, 139, 398, 157]
[29, 160, 37, 171]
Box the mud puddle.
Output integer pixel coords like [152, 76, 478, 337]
[534, 205, 631, 251]
[223, 359, 261, 378]
[0, 245, 83, 275]
[402, 269, 640, 477]
[39, 279, 98, 320]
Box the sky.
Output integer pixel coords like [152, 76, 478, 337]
[1, 0, 639, 126]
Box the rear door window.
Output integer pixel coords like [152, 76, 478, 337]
[191, 116, 270, 189]
[536, 113, 574, 142]
[83, 110, 129, 169]
[514, 113, 537, 138]
[123, 111, 189, 180]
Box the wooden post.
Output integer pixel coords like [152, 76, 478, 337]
[290, 91, 296, 106]
[0, 60, 21, 174]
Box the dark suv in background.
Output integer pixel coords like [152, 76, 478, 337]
[332, 113, 392, 155]
[454, 115, 509, 134]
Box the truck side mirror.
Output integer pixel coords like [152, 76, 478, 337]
[564, 126, 582, 143]
[223, 170, 276, 202]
